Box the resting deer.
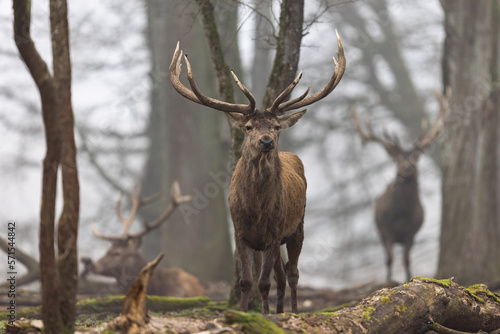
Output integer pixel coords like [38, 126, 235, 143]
[169, 30, 346, 313]
[80, 181, 206, 297]
[352, 90, 450, 282]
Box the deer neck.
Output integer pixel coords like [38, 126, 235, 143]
[241, 147, 282, 185]
[125, 253, 148, 276]
[392, 170, 419, 196]
[117, 253, 149, 291]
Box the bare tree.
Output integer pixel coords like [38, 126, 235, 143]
[13, 0, 79, 332]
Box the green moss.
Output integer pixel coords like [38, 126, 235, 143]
[146, 296, 210, 312]
[0, 305, 42, 320]
[76, 295, 124, 314]
[380, 296, 391, 304]
[314, 301, 355, 314]
[394, 304, 407, 315]
[224, 310, 286, 334]
[466, 284, 500, 304]
[412, 276, 453, 288]
[0, 295, 212, 320]
[361, 306, 376, 321]
[172, 301, 228, 320]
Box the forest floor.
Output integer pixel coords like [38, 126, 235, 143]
[2, 279, 500, 333]
[0, 280, 399, 333]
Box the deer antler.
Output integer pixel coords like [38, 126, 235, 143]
[92, 181, 192, 242]
[169, 42, 256, 114]
[130, 181, 192, 239]
[413, 87, 451, 152]
[352, 110, 403, 157]
[170, 30, 346, 116]
[269, 30, 346, 115]
[353, 87, 451, 157]
[113, 184, 163, 238]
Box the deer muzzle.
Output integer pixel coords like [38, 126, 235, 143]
[259, 137, 274, 152]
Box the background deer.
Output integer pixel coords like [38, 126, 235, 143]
[81, 181, 206, 297]
[170, 31, 346, 313]
[352, 89, 450, 282]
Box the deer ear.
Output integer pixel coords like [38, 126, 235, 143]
[278, 110, 307, 129]
[225, 112, 246, 128]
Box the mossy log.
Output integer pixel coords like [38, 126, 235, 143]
[264, 277, 500, 333]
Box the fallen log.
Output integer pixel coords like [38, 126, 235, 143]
[269, 277, 500, 333]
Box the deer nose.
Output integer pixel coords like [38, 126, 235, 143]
[259, 137, 274, 150]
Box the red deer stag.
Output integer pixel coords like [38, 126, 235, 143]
[169, 31, 346, 313]
[352, 90, 450, 282]
[81, 181, 206, 297]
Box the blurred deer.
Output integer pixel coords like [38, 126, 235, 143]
[352, 89, 450, 282]
[81, 181, 205, 297]
[169, 31, 346, 313]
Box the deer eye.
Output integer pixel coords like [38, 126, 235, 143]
[274, 125, 280, 131]
[245, 125, 252, 131]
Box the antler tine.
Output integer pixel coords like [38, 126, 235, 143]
[115, 193, 128, 225]
[352, 109, 402, 156]
[169, 41, 255, 115]
[116, 184, 144, 237]
[169, 42, 201, 104]
[231, 71, 256, 112]
[351, 109, 370, 144]
[131, 181, 192, 239]
[278, 30, 346, 113]
[414, 88, 451, 151]
[141, 190, 164, 205]
[269, 70, 304, 114]
[278, 86, 311, 112]
[184, 55, 254, 114]
[91, 222, 125, 242]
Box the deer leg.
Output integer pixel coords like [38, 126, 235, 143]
[259, 242, 279, 314]
[253, 250, 262, 279]
[382, 238, 393, 282]
[285, 222, 304, 313]
[237, 243, 254, 312]
[403, 239, 414, 282]
[273, 252, 286, 314]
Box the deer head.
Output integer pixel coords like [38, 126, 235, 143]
[352, 88, 451, 179]
[82, 181, 191, 284]
[169, 30, 346, 160]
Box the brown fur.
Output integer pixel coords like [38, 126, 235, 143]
[90, 238, 205, 297]
[228, 110, 307, 314]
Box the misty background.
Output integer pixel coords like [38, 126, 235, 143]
[0, 0, 444, 289]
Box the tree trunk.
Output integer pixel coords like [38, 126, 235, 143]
[250, 0, 274, 106]
[262, 0, 304, 109]
[437, 0, 500, 285]
[13, 0, 79, 332]
[50, 0, 80, 329]
[143, 0, 233, 282]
